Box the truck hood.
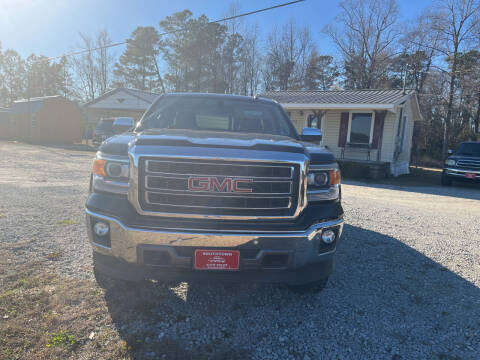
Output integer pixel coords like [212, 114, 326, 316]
[448, 155, 480, 161]
[99, 129, 334, 164]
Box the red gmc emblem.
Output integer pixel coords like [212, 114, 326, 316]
[188, 177, 253, 193]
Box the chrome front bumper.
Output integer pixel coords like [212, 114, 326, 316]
[444, 167, 480, 177]
[86, 209, 344, 267]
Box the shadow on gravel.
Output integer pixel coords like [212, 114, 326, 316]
[101, 224, 480, 359]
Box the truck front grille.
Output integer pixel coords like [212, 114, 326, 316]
[138, 157, 300, 217]
[457, 159, 480, 169]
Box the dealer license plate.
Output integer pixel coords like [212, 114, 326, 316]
[465, 173, 477, 179]
[194, 250, 240, 271]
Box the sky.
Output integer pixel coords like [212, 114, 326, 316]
[0, 0, 433, 61]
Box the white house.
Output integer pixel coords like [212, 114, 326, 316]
[83, 88, 161, 125]
[261, 89, 422, 176]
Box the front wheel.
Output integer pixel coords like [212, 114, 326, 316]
[288, 277, 329, 294]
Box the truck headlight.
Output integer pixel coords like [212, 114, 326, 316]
[93, 159, 129, 179]
[445, 159, 456, 166]
[307, 167, 341, 202]
[307, 169, 341, 189]
[92, 157, 129, 195]
[308, 171, 329, 187]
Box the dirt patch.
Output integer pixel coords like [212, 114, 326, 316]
[0, 261, 249, 360]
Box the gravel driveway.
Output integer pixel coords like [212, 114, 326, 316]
[1, 141, 480, 359]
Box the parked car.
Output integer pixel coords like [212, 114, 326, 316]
[442, 141, 480, 186]
[92, 117, 134, 146]
[113, 117, 135, 133]
[86, 93, 344, 293]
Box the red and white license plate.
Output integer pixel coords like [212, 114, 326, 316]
[465, 173, 477, 179]
[194, 250, 240, 271]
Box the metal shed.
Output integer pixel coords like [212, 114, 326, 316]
[10, 96, 83, 144]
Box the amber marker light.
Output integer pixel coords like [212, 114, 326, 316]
[92, 159, 106, 176]
[329, 169, 341, 185]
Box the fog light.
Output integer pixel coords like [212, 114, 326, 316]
[93, 221, 109, 237]
[321, 230, 336, 244]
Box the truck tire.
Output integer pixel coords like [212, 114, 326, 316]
[441, 174, 452, 186]
[288, 277, 329, 294]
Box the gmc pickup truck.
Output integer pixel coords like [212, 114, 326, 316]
[86, 93, 344, 293]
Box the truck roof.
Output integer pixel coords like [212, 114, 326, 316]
[163, 92, 278, 105]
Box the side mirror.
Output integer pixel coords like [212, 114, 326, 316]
[447, 149, 453, 155]
[301, 127, 322, 143]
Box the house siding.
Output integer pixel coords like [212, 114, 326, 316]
[397, 100, 415, 163]
[287, 108, 398, 164]
[88, 89, 153, 111]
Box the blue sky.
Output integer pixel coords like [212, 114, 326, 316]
[0, 0, 433, 60]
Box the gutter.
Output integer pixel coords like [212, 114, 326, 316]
[281, 103, 395, 111]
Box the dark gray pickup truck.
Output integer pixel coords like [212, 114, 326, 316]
[86, 93, 344, 293]
[442, 141, 480, 186]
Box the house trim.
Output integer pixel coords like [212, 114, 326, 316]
[305, 111, 326, 145]
[281, 103, 395, 111]
[346, 111, 376, 146]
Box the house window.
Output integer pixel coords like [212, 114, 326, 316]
[349, 113, 373, 145]
[307, 114, 321, 128]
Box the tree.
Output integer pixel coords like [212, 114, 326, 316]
[159, 11, 228, 92]
[428, 0, 480, 155]
[0, 50, 25, 105]
[304, 51, 339, 90]
[325, 0, 400, 89]
[95, 30, 114, 95]
[238, 26, 262, 95]
[264, 19, 313, 90]
[114, 26, 164, 92]
[71, 33, 97, 101]
[455, 50, 480, 134]
[24, 55, 69, 99]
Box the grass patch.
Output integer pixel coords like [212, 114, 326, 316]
[45, 251, 63, 260]
[17, 276, 40, 288]
[0, 263, 250, 360]
[56, 219, 79, 226]
[46, 330, 76, 348]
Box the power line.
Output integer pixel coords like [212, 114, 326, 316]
[34, 0, 305, 64]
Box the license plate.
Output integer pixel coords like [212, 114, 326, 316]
[465, 173, 477, 179]
[194, 250, 240, 271]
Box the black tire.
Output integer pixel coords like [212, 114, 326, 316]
[441, 174, 453, 186]
[288, 277, 329, 294]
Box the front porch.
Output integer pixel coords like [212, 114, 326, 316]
[337, 159, 390, 180]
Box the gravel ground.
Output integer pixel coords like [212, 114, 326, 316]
[1, 140, 480, 359]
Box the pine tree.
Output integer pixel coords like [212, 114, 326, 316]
[114, 26, 163, 91]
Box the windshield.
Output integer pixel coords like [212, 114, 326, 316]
[113, 117, 134, 127]
[456, 142, 480, 157]
[95, 120, 114, 132]
[140, 96, 295, 137]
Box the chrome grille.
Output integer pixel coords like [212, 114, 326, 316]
[457, 159, 480, 169]
[138, 158, 300, 217]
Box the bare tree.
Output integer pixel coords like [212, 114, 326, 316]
[265, 19, 313, 90]
[401, 9, 442, 94]
[325, 0, 400, 89]
[71, 33, 97, 101]
[95, 30, 114, 95]
[238, 26, 261, 95]
[427, 0, 480, 155]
